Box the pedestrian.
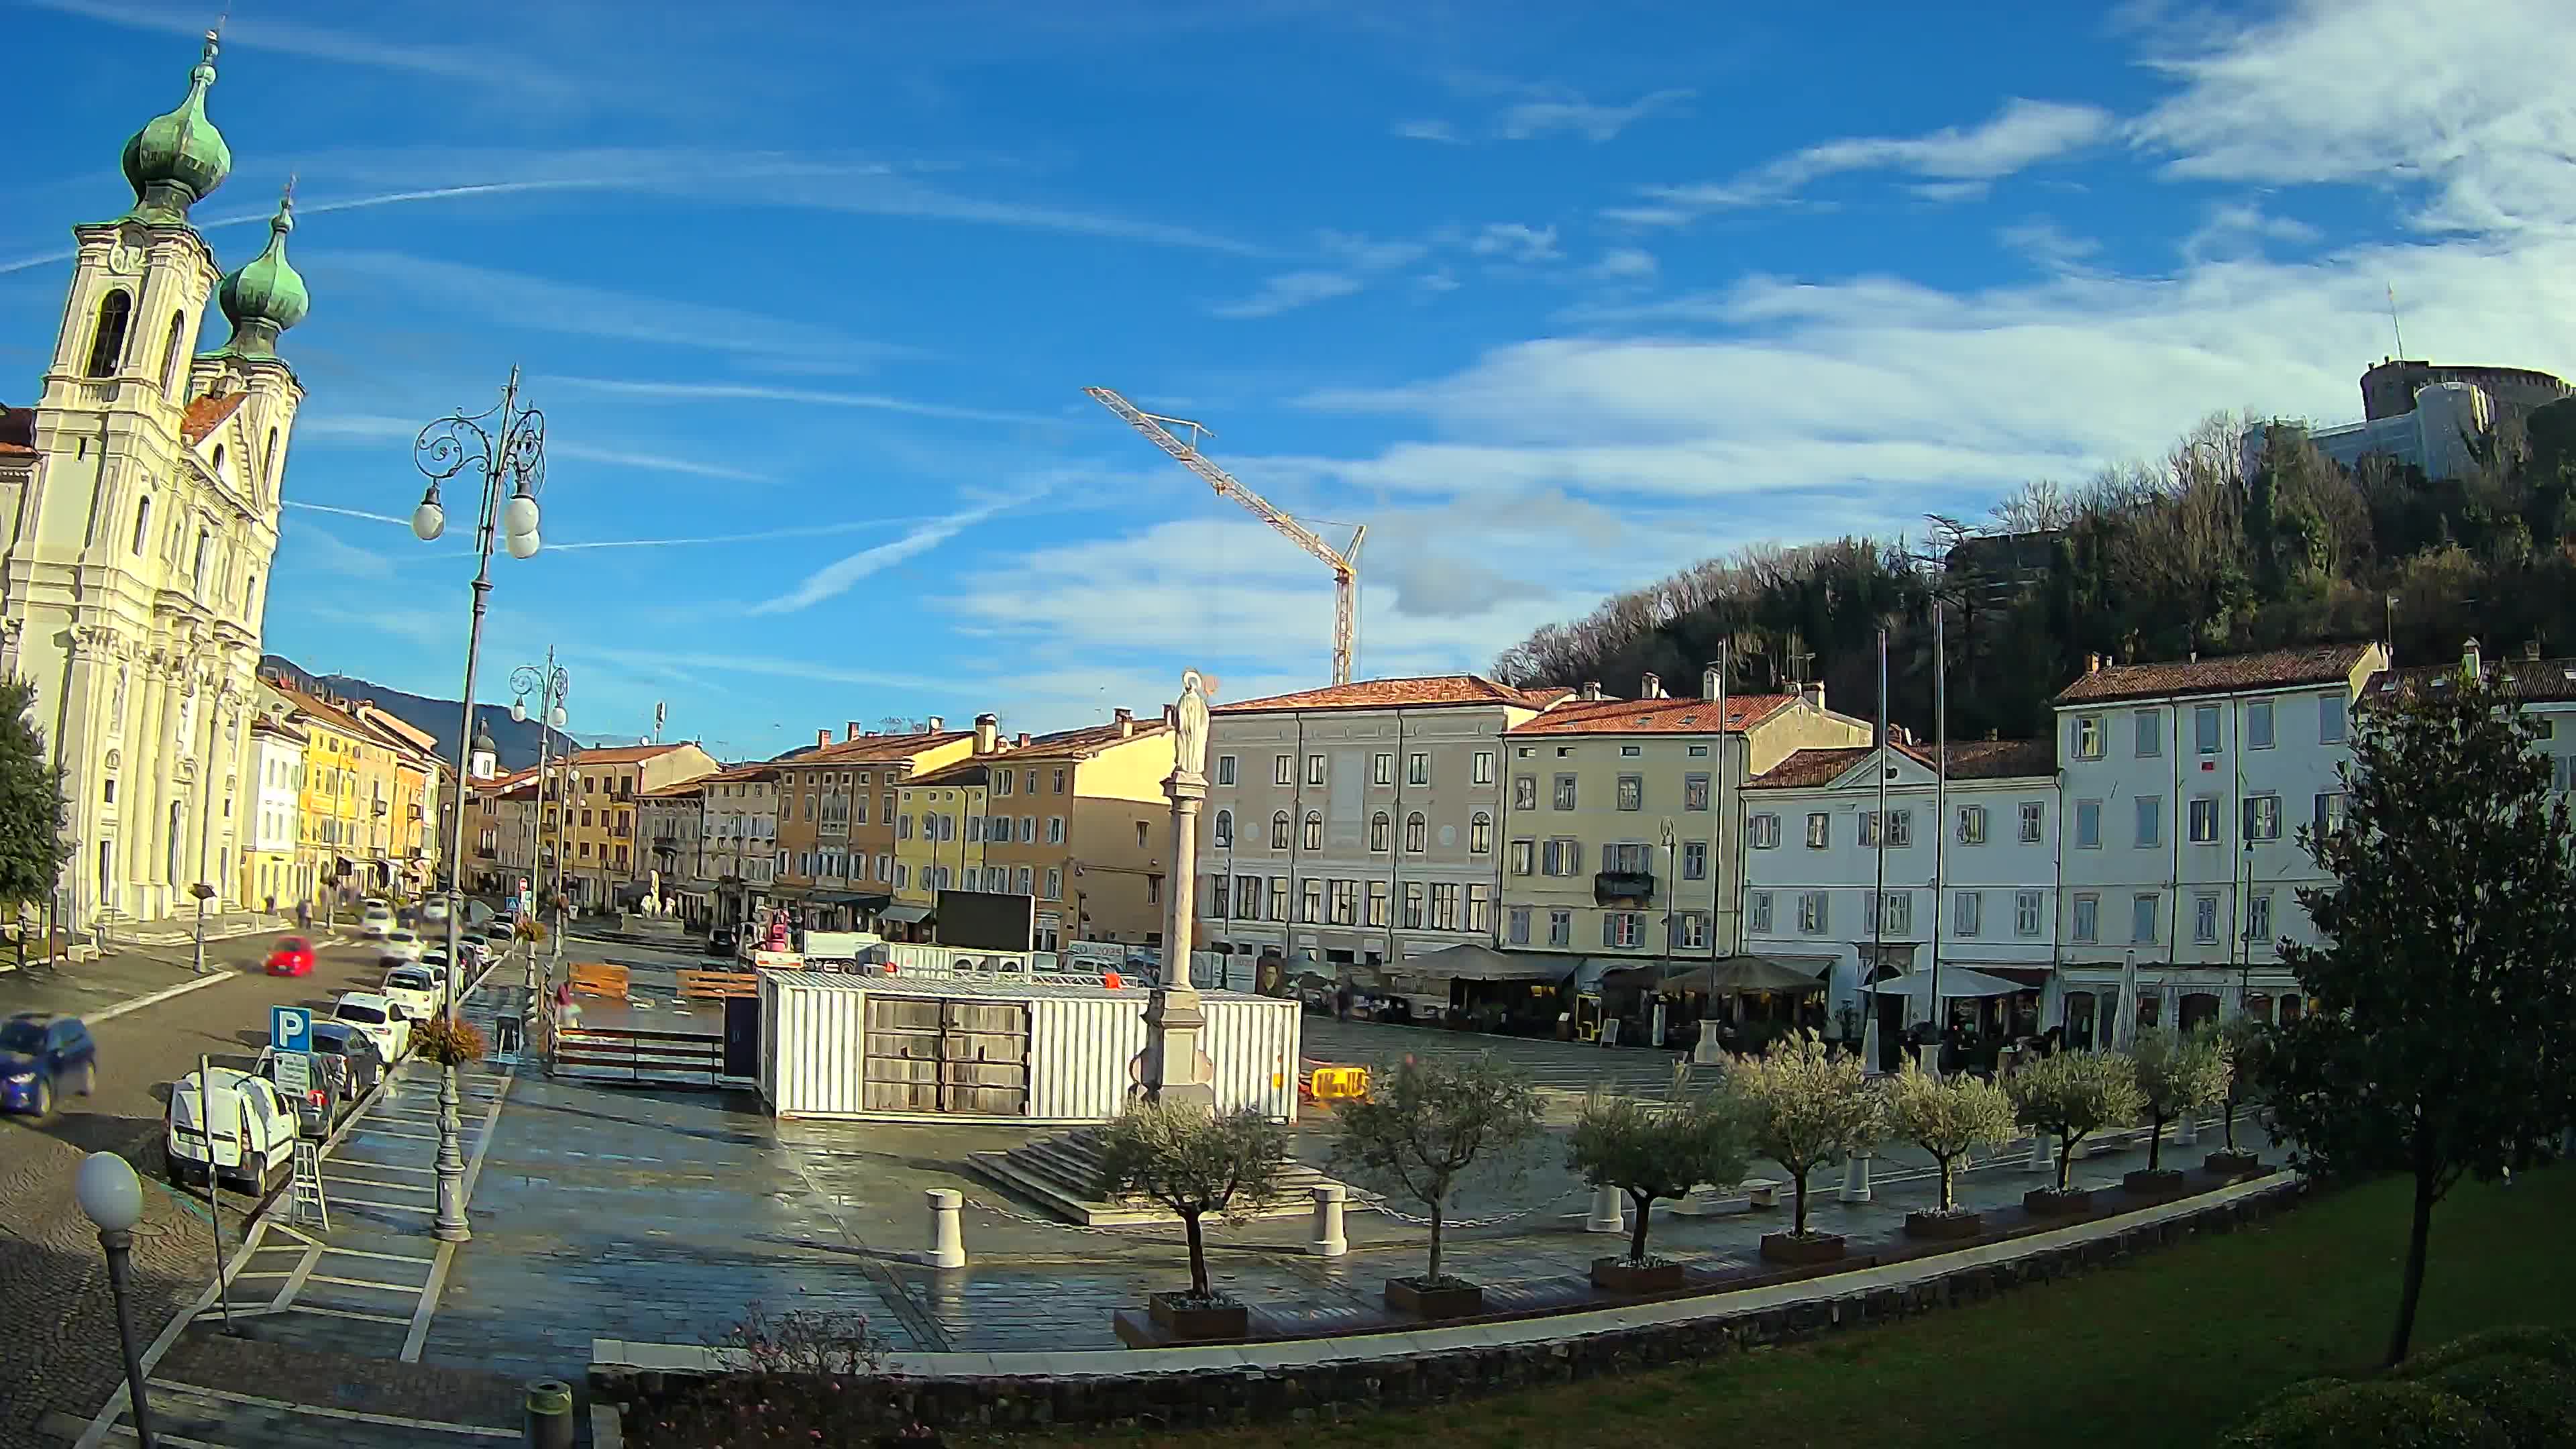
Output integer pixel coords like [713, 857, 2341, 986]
[1334, 984, 1352, 1022]
[297, 900, 311, 932]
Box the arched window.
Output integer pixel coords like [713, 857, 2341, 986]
[1269, 811, 1291, 849]
[263, 427, 280, 488]
[166, 799, 185, 882]
[86, 290, 133, 378]
[211, 445, 225, 476]
[1212, 809, 1232, 848]
[1301, 812, 1322, 851]
[242, 571, 258, 614]
[192, 529, 210, 590]
[1470, 812, 1493, 854]
[130, 495, 152, 556]
[1405, 812, 1427, 852]
[158, 311, 186, 394]
[1370, 811, 1390, 852]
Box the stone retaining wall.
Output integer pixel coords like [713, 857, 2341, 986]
[595, 1177, 2307, 1435]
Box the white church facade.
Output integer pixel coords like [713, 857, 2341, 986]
[0, 33, 309, 928]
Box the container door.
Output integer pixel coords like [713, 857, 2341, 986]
[939, 1000, 1030, 1116]
[861, 995, 945, 1112]
[722, 996, 759, 1078]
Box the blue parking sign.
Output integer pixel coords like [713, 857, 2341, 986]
[271, 1005, 312, 1054]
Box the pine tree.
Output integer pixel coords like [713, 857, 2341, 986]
[0, 678, 71, 917]
[2269, 661, 2576, 1367]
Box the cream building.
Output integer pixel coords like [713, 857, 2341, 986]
[241, 707, 305, 911]
[0, 36, 307, 926]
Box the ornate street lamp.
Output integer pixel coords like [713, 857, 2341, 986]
[77, 1152, 157, 1447]
[411, 368, 544, 1244]
[511, 651, 570, 1032]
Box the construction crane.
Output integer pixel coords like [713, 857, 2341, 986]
[1086, 386, 1368, 685]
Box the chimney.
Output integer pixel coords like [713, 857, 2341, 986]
[926, 715, 945, 733]
[974, 712, 999, 754]
[1016, 732, 1031, 748]
[1986, 729, 2000, 742]
[845, 721, 862, 741]
[1640, 672, 1662, 700]
[816, 729, 831, 749]
[1701, 665, 1723, 700]
[1802, 682, 1825, 711]
[2524, 639, 2542, 661]
[2463, 637, 2483, 678]
[1114, 707, 1135, 738]
[2085, 652, 2103, 675]
[1580, 680, 1603, 701]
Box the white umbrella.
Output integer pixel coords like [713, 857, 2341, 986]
[2116, 949, 2139, 1051]
[1868, 965, 2026, 1002]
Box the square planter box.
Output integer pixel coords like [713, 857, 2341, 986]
[1385, 1277, 1484, 1319]
[1590, 1257, 1688, 1295]
[2123, 1168, 2186, 1197]
[1759, 1232, 1846, 1266]
[2203, 1149, 2265, 1177]
[1902, 1210, 1986, 1241]
[2023, 1187, 2094, 1216]
[1146, 1291, 1248, 1341]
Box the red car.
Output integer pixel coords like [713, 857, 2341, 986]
[264, 936, 315, 976]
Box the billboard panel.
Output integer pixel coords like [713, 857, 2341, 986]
[934, 889, 1036, 951]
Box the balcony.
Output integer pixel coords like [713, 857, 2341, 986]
[1593, 870, 1656, 906]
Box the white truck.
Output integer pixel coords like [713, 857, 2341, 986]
[165, 1067, 299, 1191]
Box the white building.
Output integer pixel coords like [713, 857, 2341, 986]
[702, 763, 782, 926]
[243, 710, 304, 910]
[1741, 737, 2059, 1056]
[2051, 641, 2388, 1046]
[0, 36, 307, 926]
[1194, 676, 1569, 975]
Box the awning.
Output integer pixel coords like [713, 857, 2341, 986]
[1953, 964, 2052, 988]
[1658, 954, 1834, 996]
[880, 903, 932, 924]
[1868, 965, 2026, 1000]
[840, 893, 894, 911]
[1399, 942, 1562, 983]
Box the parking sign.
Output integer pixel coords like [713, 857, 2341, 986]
[273, 1051, 311, 1097]
[271, 1005, 311, 1054]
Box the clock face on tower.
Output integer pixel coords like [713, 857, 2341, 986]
[107, 227, 148, 277]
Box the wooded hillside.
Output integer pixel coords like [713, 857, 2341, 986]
[1491, 402, 2576, 743]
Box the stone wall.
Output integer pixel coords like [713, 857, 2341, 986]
[596, 1178, 2307, 1435]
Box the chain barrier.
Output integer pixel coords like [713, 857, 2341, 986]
[962, 1195, 1174, 1238]
[1346, 1186, 1587, 1230]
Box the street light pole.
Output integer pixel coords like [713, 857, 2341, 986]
[411, 368, 545, 1245]
[511, 653, 569, 1042]
[76, 1152, 157, 1448]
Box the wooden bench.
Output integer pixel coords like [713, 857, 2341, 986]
[676, 969, 759, 1001]
[568, 962, 629, 1000]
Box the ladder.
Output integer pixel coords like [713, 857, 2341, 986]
[286, 1138, 330, 1232]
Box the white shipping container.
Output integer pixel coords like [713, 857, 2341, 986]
[759, 971, 1298, 1124]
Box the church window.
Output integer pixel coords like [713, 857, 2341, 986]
[158, 311, 186, 394]
[264, 428, 278, 489]
[193, 530, 209, 590]
[87, 290, 132, 378]
[211, 445, 225, 477]
[244, 571, 258, 613]
[131, 496, 152, 555]
[166, 800, 184, 882]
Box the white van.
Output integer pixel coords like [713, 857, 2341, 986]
[165, 1067, 298, 1191]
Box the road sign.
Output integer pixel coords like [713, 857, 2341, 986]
[272, 1051, 311, 1097]
[270, 1005, 311, 1054]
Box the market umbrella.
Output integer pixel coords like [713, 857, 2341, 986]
[1666, 955, 1832, 996]
[1866, 965, 2026, 1002]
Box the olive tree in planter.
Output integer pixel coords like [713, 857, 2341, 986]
[1731, 1030, 1883, 1265]
[2007, 1050, 2143, 1214]
[2206, 1015, 2273, 1176]
[1093, 1102, 1292, 1341]
[1884, 1061, 2018, 1240]
[1329, 1055, 1542, 1318]
[1566, 1076, 1754, 1293]
[2125, 1025, 2231, 1196]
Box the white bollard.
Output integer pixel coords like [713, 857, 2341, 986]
[1308, 1185, 1348, 1257]
[2027, 1133, 2054, 1177]
[1838, 1151, 1872, 1203]
[1586, 1183, 1626, 1234]
[924, 1188, 966, 1269]
[2176, 1110, 2199, 1147]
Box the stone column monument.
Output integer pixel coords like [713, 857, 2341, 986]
[1138, 669, 1218, 1114]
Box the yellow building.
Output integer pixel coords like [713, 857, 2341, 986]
[553, 742, 719, 908]
[981, 710, 1174, 950]
[893, 761, 995, 926]
[267, 682, 431, 906]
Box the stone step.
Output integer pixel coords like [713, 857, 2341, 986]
[967, 1127, 1344, 1227]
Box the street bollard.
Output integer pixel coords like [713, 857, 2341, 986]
[2027, 1133, 2054, 1177]
[2176, 1110, 2199, 1147]
[1585, 1183, 1625, 1234]
[523, 1379, 574, 1449]
[1308, 1184, 1348, 1257]
[925, 1188, 966, 1269]
[1838, 1150, 1872, 1204]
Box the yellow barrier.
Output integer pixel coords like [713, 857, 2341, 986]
[1307, 1065, 1370, 1103]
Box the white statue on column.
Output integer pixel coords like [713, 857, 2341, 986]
[1135, 668, 1218, 1112]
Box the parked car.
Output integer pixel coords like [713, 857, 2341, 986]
[380, 965, 445, 1022]
[421, 896, 449, 924]
[484, 920, 517, 947]
[332, 991, 413, 1062]
[0, 1012, 97, 1118]
[263, 935, 315, 976]
[377, 928, 424, 964]
[707, 926, 738, 958]
[358, 902, 396, 938]
[254, 1044, 340, 1136]
[165, 1066, 298, 1191]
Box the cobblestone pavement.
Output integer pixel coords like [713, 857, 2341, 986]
[0, 932, 388, 1449]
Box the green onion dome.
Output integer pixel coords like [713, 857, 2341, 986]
[213, 191, 309, 359]
[120, 33, 231, 225]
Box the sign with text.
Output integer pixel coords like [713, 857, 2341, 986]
[272, 1051, 311, 1098]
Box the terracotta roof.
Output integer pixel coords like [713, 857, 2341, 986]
[2053, 643, 2378, 706]
[1507, 694, 1796, 736]
[704, 762, 781, 784]
[2375, 653, 2576, 706]
[562, 742, 700, 767]
[907, 757, 996, 788]
[639, 780, 708, 799]
[180, 392, 245, 446]
[1010, 717, 1173, 761]
[1752, 737, 2055, 790]
[779, 730, 972, 767]
[1216, 676, 1572, 714]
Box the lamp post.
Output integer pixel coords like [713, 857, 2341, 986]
[411, 368, 545, 1244]
[76, 1151, 157, 1448]
[511, 653, 569, 1038]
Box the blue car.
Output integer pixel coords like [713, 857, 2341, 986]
[1, 1012, 97, 1119]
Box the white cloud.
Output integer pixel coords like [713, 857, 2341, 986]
[1469, 223, 1562, 264]
[1392, 119, 1465, 144]
[288, 523, 396, 580]
[1998, 219, 2102, 272]
[537, 378, 1052, 427]
[1494, 87, 1695, 144]
[1320, 231, 1432, 272]
[1620, 98, 2113, 222]
[746, 500, 1014, 615]
[1583, 247, 1659, 283]
[28, 0, 570, 91]
[1209, 271, 1364, 320]
[2180, 201, 2323, 264]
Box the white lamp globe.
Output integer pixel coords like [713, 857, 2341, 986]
[411, 499, 446, 542]
[548, 704, 566, 729]
[510, 697, 528, 724]
[504, 529, 540, 560]
[76, 1151, 143, 1232]
[502, 494, 540, 538]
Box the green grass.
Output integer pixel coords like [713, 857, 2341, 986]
[964, 1166, 2576, 1449]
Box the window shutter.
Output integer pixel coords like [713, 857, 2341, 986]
[1601, 914, 1616, 947]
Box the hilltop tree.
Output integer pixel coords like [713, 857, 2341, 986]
[2268, 661, 2576, 1367]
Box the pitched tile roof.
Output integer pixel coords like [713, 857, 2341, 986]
[2375, 653, 2576, 706]
[180, 392, 245, 446]
[562, 742, 700, 766]
[1752, 737, 2055, 790]
[0, 405, 32, 458]
[908, 757, 996, 787]
[1012, 717, 1173, 760]
[1216, 676, 1572, 714]
[1507, 694, 1796, 736]
[777, 730, 972, 767]
[2053, 643, 2378, 706]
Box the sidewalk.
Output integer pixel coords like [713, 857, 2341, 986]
[0, 928, 362, 1025]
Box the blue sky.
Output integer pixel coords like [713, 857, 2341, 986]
[8, 0, 2576, 761]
